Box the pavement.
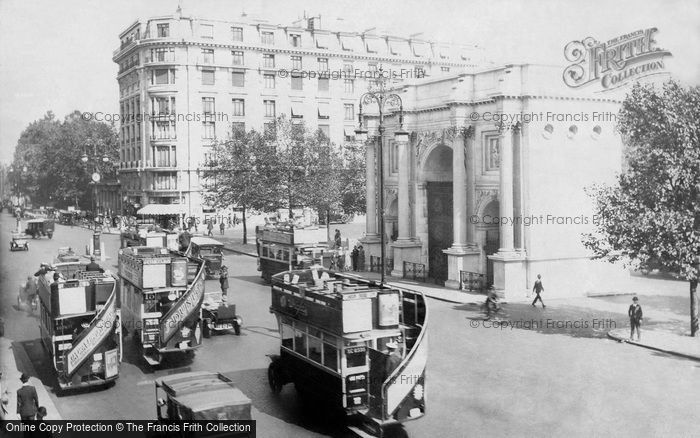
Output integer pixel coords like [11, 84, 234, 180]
[0, 337, 62, 420]
[607, 327, 700, 361]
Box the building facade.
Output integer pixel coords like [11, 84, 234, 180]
[112, 10, 484, 223]
[361, 64, 660, 298]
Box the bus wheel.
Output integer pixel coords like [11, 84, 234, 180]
[268, 363, 283, 394]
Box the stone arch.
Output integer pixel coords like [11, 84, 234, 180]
[420, 142, 453, 182]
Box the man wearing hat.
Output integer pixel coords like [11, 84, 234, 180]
[628, 296, 643, 341]
[16, 373, 39, 421]
[384, 341, 402, 381]
[86, 255, 104, 273]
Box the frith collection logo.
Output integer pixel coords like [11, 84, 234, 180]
[563, 28, 672, 90]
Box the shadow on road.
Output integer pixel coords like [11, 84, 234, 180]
[233, 275, 267, 286]
[223, 368, 404, 438]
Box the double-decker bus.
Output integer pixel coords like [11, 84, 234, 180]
[256, 223, 330, 283]
[118, 246, 205, 366]
[267, 268, 428, 436]
[37, 263, 121, 391]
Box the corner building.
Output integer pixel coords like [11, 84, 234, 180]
[112, 11, 482, 222]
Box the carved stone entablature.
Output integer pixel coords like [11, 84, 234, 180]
[415, 124, 475, 167]
[475, 188, 499, 215]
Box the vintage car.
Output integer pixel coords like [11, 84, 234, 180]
[26, 219, 55, 239]
[155, 371, 252, 437]
[186, 237, 224, 279]
[201, 291, 242, 337]
[10, 233, 29, 251]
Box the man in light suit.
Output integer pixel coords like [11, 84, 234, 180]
[16, 373, 39, 421]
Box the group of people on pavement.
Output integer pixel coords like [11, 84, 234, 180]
[0, 372, 48, 422]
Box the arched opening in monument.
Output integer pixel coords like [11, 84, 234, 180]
[422, 144, 453, 284]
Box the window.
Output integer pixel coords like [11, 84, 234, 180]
[264, 74, 275, 89]
[308, 334, 322, 364]
[152, 48, 175, 62]
[264, 100, 276, 117]
[152, 69, 174, 85]
[154, 173, 176, 190]
[441, 66, 450, 72]
[232, 99, 245, 116]
[152, 120, 176, 139]
[281, 323, 293, 349]
[201, 69, 215, 85]
[261, 31, 274, 45]
[317, 57, 329, 71]
[202, 121, 215, 139]
[291, 102, 303, 118]
[291, 75, 303, 90]
[344, 79, 354, 94]
[318, 102, 329, 119]
[232, 71, 245, 87]
[157, 23, 169, 38]
[344, 104, 354, 121]
[152, 96, 175, 115]
[294, 327, 306, 356]
[323, 341, 338, 371]
[368, 63, 378, 72]
[263, 54, 275, 68]
[200, 24, 214, 39]
[289, 33, 301, 47]
[202, 97, 215, 115]
[318, 77, 329, 92]
[202, 48, 214, 64]
[343, 62, 353, 73]
[318, 124, 330, 138]
[232, 50, 244, 65]
[231, 26, 243, 41]
[291, 55, 302, 70]
[155, 146, 175, 167]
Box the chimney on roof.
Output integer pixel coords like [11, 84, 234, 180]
[307, 15, 321, 30]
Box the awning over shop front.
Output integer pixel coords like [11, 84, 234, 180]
[365, 37, 385, 54]
[340, 35, 361, 52]
[412, 42, 430, 57]
[389, 40, 410, 56]
[137, 204, 185, 216]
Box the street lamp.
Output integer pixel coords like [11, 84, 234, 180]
[355, 68, 408, 285]
[82, 140, 111, 219]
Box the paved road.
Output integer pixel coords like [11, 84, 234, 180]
[1, 212, 697, 437]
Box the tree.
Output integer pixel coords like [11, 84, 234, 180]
[203, 129, 279, 244]
[12, 111, 118, 209]
[582, 80, 700, 336]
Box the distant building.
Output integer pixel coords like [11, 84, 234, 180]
[112, 10, 485, 224]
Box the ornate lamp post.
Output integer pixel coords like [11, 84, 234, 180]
[81, 140, 110, 220]
[355, 69, 409, 284]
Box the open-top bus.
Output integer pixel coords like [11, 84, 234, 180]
[256, 223, 330, 283]
[118, 246, 206, 366]
[267, 268, 428, 437]
[37, 263, 121, 391]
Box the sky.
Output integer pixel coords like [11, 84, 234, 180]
[1, 0, 699, 164]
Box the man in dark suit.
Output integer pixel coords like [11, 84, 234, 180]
[531, 274, 546, 308]
[16, 373, 39, 421]
[629, 296, 643, 341]
[85, 256, 104, 273]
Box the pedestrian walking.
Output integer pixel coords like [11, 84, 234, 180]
[219, 220, 225, 235]
[16, 373, 39, 421]
[357, 245, 365, 272]
[207, 220, 214, 236]
[629, 296, 643, 341]
[334, 229, 342, 249]
[531, 274, 545, 308]
[219, 266, 229, 297]
[351, 245, 359, 271]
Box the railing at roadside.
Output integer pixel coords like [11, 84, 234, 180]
[460, 270, 486, 293]
[403, 261, 426, 282]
